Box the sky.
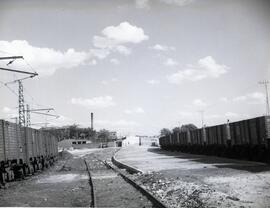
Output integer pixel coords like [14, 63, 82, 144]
[0, 0, 269, 136]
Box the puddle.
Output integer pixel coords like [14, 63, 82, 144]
[37, 173, 88, 183]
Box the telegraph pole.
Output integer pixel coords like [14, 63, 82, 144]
[259, 80, 270, 116]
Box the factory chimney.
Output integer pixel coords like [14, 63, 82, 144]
[91, 112, 94, 130]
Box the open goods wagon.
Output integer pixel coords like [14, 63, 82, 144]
[0, 119, 58, 165]
[159, 116, 270, 162]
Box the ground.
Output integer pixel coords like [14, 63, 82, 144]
[84, 148, 154, 208]
[116, 145, 270, 208]
[0, 147, 154, 207]
[1, 145, 269, 207]
[0, 150, 94, 207]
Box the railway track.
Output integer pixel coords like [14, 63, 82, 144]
[84, 159, 96, 207]
[84, 154, 168, 208]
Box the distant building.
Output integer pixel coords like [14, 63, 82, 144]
[109, 131, 117, 140]
[58, 139, 92, 150]
[122, 136, 159, 146]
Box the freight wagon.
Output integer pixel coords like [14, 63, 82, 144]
[159, 116, 270, 163]
[0, 120, 58, 185]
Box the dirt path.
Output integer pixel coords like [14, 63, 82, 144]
[0, 152, 91, 207]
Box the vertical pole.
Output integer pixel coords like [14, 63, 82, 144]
[198, 110, 204, 128]
[18, 80, 25, 126]
[26, 104, 31, 127]
[265, 82, 270, 116]
[1, 120, 7, 161]
[259, 80, 270, 116]
[91, 112, 94, 130]
[202, 127, 206, 144]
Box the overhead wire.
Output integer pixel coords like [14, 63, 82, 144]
[0, 80, 19, 97]
[22, 58, 38, 74]
[0, 49, 60, 126]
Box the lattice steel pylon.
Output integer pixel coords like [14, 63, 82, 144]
[0, 55, 38, 127]
[18, 80, 25, 126]
[26, 104, 30, 127]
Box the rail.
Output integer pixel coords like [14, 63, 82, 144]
[84, 159, 96, 208]
[91, 155, 168, 208]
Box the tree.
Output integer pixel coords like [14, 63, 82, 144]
[69, 124, 79, 139]
[88, 128, 97, 140]
[172, 127, 181, 133]
[180, 124, 197, 132]
[98, 129, 110, 143]
[160, 128, 171, 136]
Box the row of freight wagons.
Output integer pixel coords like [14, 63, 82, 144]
[0, 120, 58, 164]
[159, 116, 270, 162]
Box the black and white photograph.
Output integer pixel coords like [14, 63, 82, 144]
[0, 0, 270, 207]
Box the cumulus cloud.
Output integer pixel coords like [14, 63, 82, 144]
[124, 107, 145, 114]
[135, 0, 150, 8]
[71, 96, 116, 108]
[90, 48, 110, 59]
[147, 79, 160, 85]
[0, 40, 97, 76]
[159, 0, 194, 6]
[233, 96, 246, 102]
[0, 23, 148, 76]
[219, 92, 264, 104]
[114, 45, 131, 55]
[232, 92, 264, 104]
[88, 59, 97, 65]
[111, 78, 118, 82]
[219, 97, 229, 102]
[101, 78, 118, 85]
[2, 107, 12, 113]
[192, 99, 208, 107]
[1, 107, 18, 119]
[164, 58, 178, 66]
[149, 44, 175, 51]
[102, 22, 148, 44]
[167, 56, 228, 84]
[135, 0, 193, 8]
[248, 92, 265, 104]
[93, 22, 148, 55]
[110, 58, 120, 65]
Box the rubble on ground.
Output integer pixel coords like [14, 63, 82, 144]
[132, 171, 243, 208]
